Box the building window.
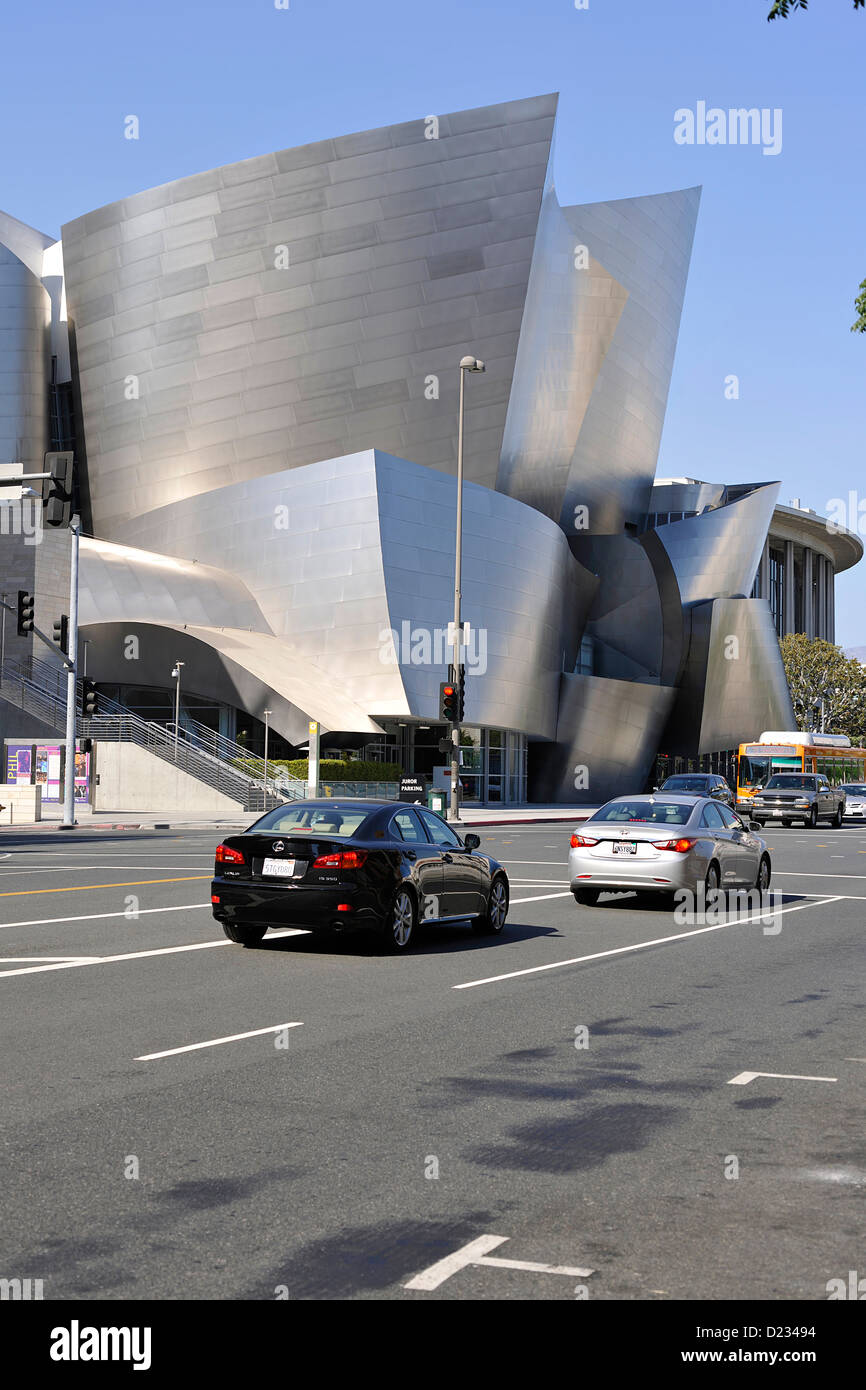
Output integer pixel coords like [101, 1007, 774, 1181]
[769, 546, 785, 636]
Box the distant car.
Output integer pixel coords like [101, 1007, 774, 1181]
[749, 774, 845, 828]
[658, 773, 734, 807]
[839, 784, 866, 820]
[568, 794, 770, 906]
[211, 798, 509, 952]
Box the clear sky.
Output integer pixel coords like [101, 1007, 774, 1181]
[2, 0, 863, 641]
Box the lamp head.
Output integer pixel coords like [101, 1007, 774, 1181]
[459, 355, 485, 372]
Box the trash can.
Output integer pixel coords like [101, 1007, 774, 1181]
[427, 788, 446, 815]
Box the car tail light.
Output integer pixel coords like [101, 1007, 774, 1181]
[211, 894, 220, 904]
[570, 833, 598, 848]
[651, 837, 697, 853]
[312, 849, 369, 869]
[215, 844, 244, 864]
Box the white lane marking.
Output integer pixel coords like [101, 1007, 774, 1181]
[510, 892, 574, 905]
[454, 896, 841, 990]
[776, 871, 866, 879]
[136, 1021, 304, 1061]
[494, 850, 569, 861]
[0, 928, 309, 978]
[728, 1071, 837, 1086]
[0, 903, 210, 931]
[404, 1235, 592, 1291]
[0, 865, 212, 877]
[0, 956, 100, 963]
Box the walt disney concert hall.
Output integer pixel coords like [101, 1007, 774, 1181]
[5, 94, 858, 806]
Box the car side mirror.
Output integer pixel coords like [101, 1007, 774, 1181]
[464, 833, 480, 851]
[748, 818, 761, 832]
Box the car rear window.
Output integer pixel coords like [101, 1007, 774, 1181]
[249, 805, 370, 836]
[589, 800, 693, 826]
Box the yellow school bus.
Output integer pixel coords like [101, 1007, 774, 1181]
[735, 731, 866, 814]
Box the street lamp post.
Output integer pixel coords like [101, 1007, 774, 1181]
[263, 708, 271, 802]
[449, 355, 485, 823]
[171, 662, 185, 762]
[61, 516, 81, 830]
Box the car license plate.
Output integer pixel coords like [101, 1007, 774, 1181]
[613, 842, 637, 855]
[262, 857, 295, 878]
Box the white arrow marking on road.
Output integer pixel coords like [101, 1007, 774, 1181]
[727, 1071, 837, 1086]
[404, 1235, 593, 1291]
[135, 1021, 304, 1061]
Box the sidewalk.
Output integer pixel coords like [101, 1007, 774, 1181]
[13, 802, 596, 831]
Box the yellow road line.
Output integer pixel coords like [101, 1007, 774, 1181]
[0, 876, 210, 898]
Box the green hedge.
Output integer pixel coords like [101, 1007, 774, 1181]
[269, 759, 403, 782]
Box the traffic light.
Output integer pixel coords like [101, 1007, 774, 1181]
[81, 679, 98, 717]
[43, 451, 74, 528]
[80, 739, 93, 755]
[52, 615, 69, 654]
[439, 680, 459, 723]
[457, 666, 466, 720]
[16, 590, 35, 636]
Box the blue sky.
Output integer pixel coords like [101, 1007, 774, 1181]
[2, 0, 863, 641]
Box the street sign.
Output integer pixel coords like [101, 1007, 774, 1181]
[398, 775, 426, 804]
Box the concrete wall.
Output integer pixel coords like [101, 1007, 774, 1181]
[92, 741, 244, 816]
[0, 785, 42, 824]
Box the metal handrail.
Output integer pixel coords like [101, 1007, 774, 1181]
[167, 716, 306, 801]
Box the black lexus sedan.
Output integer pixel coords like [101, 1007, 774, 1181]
[211, 798, 510, 953]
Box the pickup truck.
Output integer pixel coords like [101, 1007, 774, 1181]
[749, 773, 845, 829]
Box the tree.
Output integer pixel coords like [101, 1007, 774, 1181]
[768, 1, 864, 18]
[764, 1, 865, 330]
[779, 634, 866, 743]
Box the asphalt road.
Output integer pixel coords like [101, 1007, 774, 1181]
[0, 820, 864, 1301]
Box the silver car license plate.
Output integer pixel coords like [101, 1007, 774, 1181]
[262, 857, 295, 877]
[613, 842, 637, 855]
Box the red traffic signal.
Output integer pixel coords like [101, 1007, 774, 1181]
[439, 681, 459, 722]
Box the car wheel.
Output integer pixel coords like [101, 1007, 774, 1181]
[754, 854, 771, 893]
[781, 819, 792, 827]
[382, 887, 416, 952]
[807, 807, 818, 829]
[704, 861, 721, 902]
[832, 805, 844, 828]
[573, 887, 600, 906]
[472, 875, 509, 935]
[221, 921, 267, 946]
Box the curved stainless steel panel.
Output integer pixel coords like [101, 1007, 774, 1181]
[60, 95, 557, 536]
[652, 482, 780, 606]
[662, 598, 795, 755]
[531, 673, 677, 804]
[109, 449, 590, 739]
[557, 187, 701, 534]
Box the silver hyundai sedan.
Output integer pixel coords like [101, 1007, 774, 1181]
[568, 794, 771, 906]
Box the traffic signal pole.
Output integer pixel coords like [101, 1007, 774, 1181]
[60, 516, 80, 829]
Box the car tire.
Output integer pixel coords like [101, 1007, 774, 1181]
[807, 807, 818, 829]
[781, 819, 792, 827]
[221, 921, 267, 946]
[754, 854, 771, 893]
[381, 886, 416, 953]
[573, 888, 600, 906]
[832, 805, 844, 828]
[704, 861, 721, 903]
[472, 875, 509, 935]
